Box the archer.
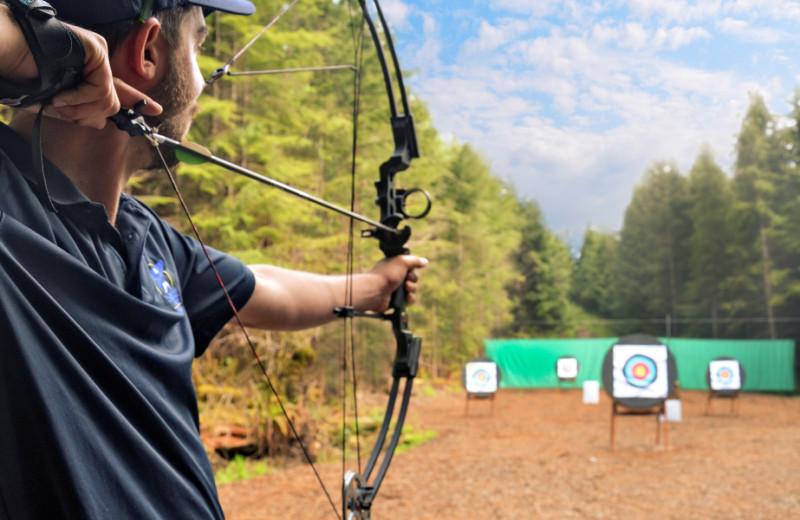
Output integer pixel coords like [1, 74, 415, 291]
[0, 0, 427, 517]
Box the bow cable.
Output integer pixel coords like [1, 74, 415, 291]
[145, 135, 343, 520]
[206, 0, 300, 86]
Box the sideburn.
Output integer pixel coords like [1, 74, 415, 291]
[143, 48, 198, 169]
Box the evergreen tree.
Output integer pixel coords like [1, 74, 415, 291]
[571, 228, 618, 319]
[766, 90, 800, 338]
[683, 146, 737, 337]
[425, 144, 522, 373]
[507, 200, 573, 336]
[730, 94, 782, 338]
[613, 161, 691, 336]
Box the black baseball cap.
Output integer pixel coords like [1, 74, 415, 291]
[48, 0, 255, 27]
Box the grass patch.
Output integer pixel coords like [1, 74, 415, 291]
[396, 424, 437, 455]
[215, 454, 275, 485]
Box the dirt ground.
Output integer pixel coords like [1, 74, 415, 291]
[218, 388, 800, 520]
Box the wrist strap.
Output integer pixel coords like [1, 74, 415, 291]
[0, 0, 85, 108]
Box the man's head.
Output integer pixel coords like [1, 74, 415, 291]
[47, 0, 255, 28]
[47, 0, 254, 166]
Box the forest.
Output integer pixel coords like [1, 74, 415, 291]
[167, 0, 800, 456]
[3, 0, 800, 459]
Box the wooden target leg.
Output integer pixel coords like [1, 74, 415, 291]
[705, 393, 712, 415]
[655, 411, 660, 444]
[610, 403, 617, 451]
[465, 395, 469, 417]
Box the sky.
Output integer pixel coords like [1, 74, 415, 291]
[376, 0, 800, 250]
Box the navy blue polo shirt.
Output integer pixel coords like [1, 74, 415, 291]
[0, 123, 255, 519]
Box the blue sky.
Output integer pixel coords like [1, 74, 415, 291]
[377, 0, 800, 250]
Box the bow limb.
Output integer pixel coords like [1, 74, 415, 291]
[340, 1, 430, 518]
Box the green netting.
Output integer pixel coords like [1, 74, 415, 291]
[484, 337, 796, 392]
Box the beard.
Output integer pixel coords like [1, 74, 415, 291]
[142, 53, 200, 169]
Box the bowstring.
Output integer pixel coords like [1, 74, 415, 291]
[196, 1, 380, 515]
[344, 0, 369, 480]
[150, 144, 342, 520]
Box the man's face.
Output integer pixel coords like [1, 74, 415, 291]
[145, 7, 208, 166]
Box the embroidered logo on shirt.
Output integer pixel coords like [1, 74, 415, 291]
[145, 257, 184, 312]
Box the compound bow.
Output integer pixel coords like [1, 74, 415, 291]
[112, 1, 429, 518]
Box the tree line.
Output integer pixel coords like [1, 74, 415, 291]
[132, 1, 800, 398]
[4, 0, 794, 405]
[574, 93, 800, 342]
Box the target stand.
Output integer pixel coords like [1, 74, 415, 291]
[705, 357, 745, 416]
[555, 356, 580, 390]
[602, 334, 677, 451]
[462, 358, 500, 417]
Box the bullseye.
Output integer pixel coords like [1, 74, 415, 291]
[623, 355, 657, 387]
[716, 367, 733, 384]
[472, 369, 490, 387]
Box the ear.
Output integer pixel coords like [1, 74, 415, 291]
[111, 18, 167, 89]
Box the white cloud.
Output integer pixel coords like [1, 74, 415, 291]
[381, 0, 412, 30]
[652, 26, 710, 49]
[621, 22, 650, 49]
[727, 0, 800, 22]
[398, 0, 799, 241]
[717, 17, 783, 43]
[515, 32, 596, 76]
[623, 0, 723, 23]
[477, 20, 507, 51]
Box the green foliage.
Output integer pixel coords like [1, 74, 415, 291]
[395, 425, 438, 455]
[571, 228, 618, 318]
[214, 454, 275, 484]
[613, 161, 691, 335]
[142, 0, 556, 468]
[506, 200, 573, 337]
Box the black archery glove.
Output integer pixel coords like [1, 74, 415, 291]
[0, 0, 84, 108]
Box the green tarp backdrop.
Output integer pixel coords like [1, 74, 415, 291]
[484, 337, 796, 392]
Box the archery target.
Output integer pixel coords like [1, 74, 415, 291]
[709, 359, 742, 391]
[623, 355, 658, 387]
[464, 362, 498, 394]
[612, 345, 669, 399]
[556, 357, 579, 380]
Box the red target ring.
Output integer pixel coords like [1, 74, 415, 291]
[623, 354, 657, 388]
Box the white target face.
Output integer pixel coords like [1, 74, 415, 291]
[557, 357, 579, 379]
[709, 360, 742, 391]
[465, 362, 498, 394]
[612, 345, 669, 399]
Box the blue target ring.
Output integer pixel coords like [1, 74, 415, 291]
[623, 355, 658, 388]
[716, 366, 734, 385]
[471, 369, 491, 388]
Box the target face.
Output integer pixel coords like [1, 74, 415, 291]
[612, 345, 669, 399]
[709, 360, 742, 391]
[465, 362, 498, 394]
[623, 355, 658, 387]
[556, 357, 579, 379]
